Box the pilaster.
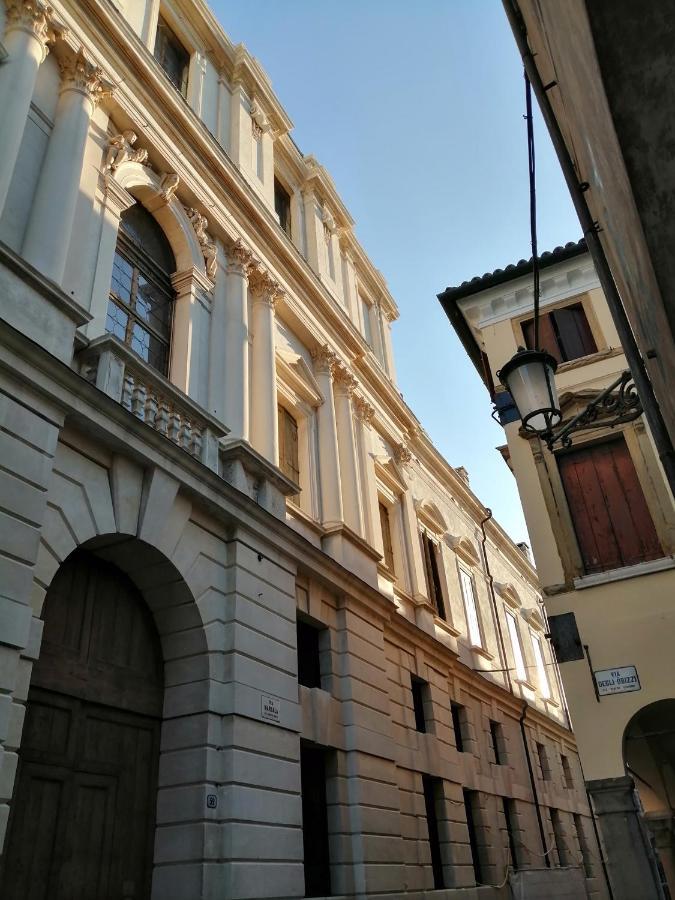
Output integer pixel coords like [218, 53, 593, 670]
[333, 364, 363, 535]
[170, 267, 213, 407]
[312, 344, 343, 527]
[249, 265, 282, 464]
[353, 394, 382, 555]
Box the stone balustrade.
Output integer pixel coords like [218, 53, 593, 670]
[78, 334, 226, 470]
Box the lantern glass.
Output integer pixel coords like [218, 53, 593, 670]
[498, 349, 561, 434]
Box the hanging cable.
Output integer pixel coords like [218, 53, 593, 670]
[524, 71, 540, 350]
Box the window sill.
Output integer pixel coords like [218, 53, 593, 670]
[434, 616, 461, 639]
[573, 555, 675, 590]
[470, 644, 494, 661]
[515, 678, 537, 692]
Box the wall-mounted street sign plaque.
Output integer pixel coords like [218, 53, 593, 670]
[594, 666, 641, 696]
[261, 693, 281, 723]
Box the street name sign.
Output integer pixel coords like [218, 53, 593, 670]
[594, 665, 641, 696]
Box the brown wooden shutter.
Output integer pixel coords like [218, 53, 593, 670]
[552, 304, 597, 360]
[379, 503, 395, 572]
[277, 405, 300, 502]
[558, 437, 663, 574]
[420, 531, 446, 620]
[522, 312, 561, 362]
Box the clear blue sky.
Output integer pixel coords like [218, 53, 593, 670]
[211, 1, 582, 544]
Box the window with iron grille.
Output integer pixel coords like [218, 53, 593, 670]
[489, 720, 505, 765]
[463, 789, 484, 885]
[411, 676, 429, 733]
[502, 797, 520, 870]
[106, 204, 175, 375]
[154, 16, 190, 97]
[574, 814, 593, 877]
[550, 808, 569, 866]
[561, 754, 574, 790]
[451, 702, 467, 753]
[297, 616, 324, 689]
[422, 776, 445, 889]
[522, 302, 597, 363]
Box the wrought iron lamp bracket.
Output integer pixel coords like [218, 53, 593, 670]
[542, 370, 642, 451]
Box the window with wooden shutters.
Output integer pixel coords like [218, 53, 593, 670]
[505, 610, 527, 681]
[153, 17, 190, 97]
[421, 531, 446, 620]
[459, 567, 482, 647]
[277, 405, 300, 503]
[379, 502, 395, 573]
[558, 436, 663, 574]
[522, 302, 597, 363]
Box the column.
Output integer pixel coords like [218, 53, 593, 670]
[396, 445, 428, 602]
[249, 266, 281, 463]
[22, 48, 112, 284]
[333, 364, 363, 535]
[0, 1, 60, 214]
[587, 775, 666, 900]
[170, 267, 213, 407]
[86, 177, 135, 338]
[353, 394, 381, 553]
[214, 240, 252, 440]
[312, 344, 343, 527]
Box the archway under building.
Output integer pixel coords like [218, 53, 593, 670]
[624, 699, 675, 900]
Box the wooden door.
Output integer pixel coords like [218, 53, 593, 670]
[0, 551, 163, 900]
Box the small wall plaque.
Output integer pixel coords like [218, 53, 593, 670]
[594, 666, 641, 696]
[206, 794, 217, 809]
[261, 693, 281, 723]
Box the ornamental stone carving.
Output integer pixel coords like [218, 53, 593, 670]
[322, 207, 336, 242]
[104, 131, 148, 172]
[6, 0, 66, 55]
[248, 265, 282, 308]
[250, 98, 270, 139]
[159, 172, 180, 202]
[353, 394, 375, 425]
[225, 238, 254, 276]
[332, 362, 357, 395]
[185, 207, 218, 280]
[393, 442, 412, 466]
[60, 48, 113, 106]
[311, 343, 338, 376]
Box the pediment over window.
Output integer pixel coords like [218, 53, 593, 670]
[522, 606, 546, 631]
[374, 455, 408, 494]
[447, 535, 480, 568]
[494, 581, 521, 610]
[276, 349, 323, 407]
[415, 499, 447, 536]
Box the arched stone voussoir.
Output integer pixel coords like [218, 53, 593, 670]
[111, 162, 205, 275]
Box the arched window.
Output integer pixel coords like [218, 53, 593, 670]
[106, 203, 176, 375]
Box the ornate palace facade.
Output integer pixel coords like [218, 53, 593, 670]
[0, 2, 606, 898]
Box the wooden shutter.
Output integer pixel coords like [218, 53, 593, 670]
[421, 531, 446, 620]
[522, 302, 596, 363]
[522, 312, 561, 362]
[379, 502, 395, 572]
[558, 437, 663, 574]
[278, 405, 300, 501]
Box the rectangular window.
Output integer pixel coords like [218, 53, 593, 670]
[574, 814, 593, 877]
[278, 405, 300, 503]
[422, 776, 445, 889]
[463, 789, 484, 885]
[301, 744, 331, 896]
[297, 617, 323, 689]
[451, 702, 467, 753]
[411, 676, 428, 733]
[522, 302, 597, 363]
[274, 178, 292, 237]
[561, 754, 574, 790]
[421, 531, 446, 620]
[502, 797, 520, 871]
[379, 502, 395, 573]
[536, 742, 551, 781]
[558, 436, 663, 574]
[459, 567, 482, 647]
[489, 720, 505, 765]
[531, 633, 551, 700]
[360, 295, 373, 346]
[550, 808, 569, 866]
[505, 611, 527, 681]
[153, 16, 190, 97]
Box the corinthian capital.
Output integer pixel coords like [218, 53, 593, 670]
[60, 48, 113, 106]
[332, 362, 357, 395]
[311, 343, 338, 376]
[248, 265, 282, 308]
[6, 0, 66, 57]
[225, 239, 254, 276]
[393, 442, 412, 466]
[353, 394, 375, 425]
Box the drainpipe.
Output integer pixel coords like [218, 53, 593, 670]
[519, 701, 550, 866]
[502, 0, 675, 499]
[479, 508, 512, 694]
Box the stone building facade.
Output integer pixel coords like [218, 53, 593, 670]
[441, 240, 675, 900]
[0, 1, 606, 898]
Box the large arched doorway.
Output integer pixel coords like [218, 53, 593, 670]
[624, 699, 675, 900]
[0, 549, 163, 900]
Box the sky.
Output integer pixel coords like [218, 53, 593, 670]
[211, 0, 582, 545]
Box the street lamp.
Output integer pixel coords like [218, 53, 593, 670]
[497, 74, 641, 451]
